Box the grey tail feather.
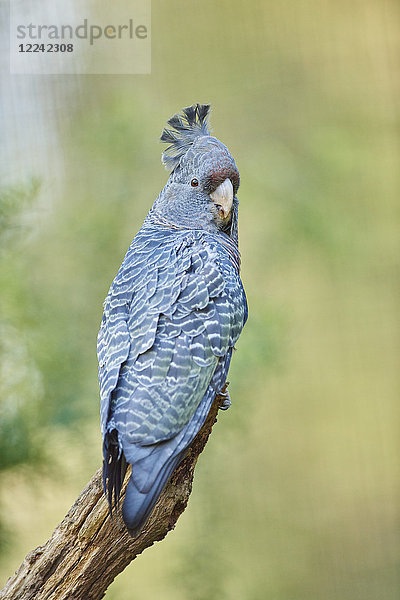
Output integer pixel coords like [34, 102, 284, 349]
[122, 450, 184, 537]
[160, 103, 212, 171]
[103, 429, 128, 517]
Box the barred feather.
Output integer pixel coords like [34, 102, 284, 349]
[160, 103, 212, 170]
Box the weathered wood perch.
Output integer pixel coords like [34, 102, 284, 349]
[0, 395, 224, 600]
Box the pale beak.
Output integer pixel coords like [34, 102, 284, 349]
[210, 178, 233, 220]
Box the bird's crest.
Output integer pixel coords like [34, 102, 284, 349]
[160, 103, 212, 170]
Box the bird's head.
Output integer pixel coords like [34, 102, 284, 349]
[150, 104, 240, 241]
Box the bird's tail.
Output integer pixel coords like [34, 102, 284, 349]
[122, 448, 184, 536]
[103, 428, 186, 536]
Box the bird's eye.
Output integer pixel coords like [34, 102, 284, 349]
[191, 178, 199, 187]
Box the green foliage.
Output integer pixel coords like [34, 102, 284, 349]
[0, 325, 43, 471]
[0, 178, 40, 243]
[0, 180, 44, 473]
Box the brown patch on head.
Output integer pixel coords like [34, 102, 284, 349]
[205, 158, 240, 194]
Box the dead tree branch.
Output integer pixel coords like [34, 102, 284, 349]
[0, 396, 223, 600]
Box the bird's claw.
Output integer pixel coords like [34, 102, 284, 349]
[218, 385, 231, 411]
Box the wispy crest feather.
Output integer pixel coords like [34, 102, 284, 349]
[160, 103, 211, 170]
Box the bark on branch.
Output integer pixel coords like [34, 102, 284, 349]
[0, 396, 224, 600]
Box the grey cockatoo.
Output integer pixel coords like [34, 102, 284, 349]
[98, 104, 247, 535]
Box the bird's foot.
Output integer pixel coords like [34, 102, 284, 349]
[218, 383, 231, 411]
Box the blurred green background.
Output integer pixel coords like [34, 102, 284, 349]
[0, 1, 399, 598]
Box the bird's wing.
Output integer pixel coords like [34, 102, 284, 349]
[98, 228, 246, 446]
